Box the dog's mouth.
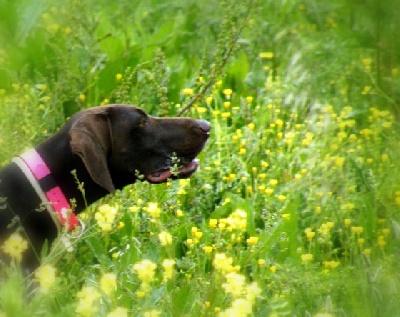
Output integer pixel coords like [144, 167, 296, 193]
[146, 158, 200, 183]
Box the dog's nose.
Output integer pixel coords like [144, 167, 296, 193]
[196, 120, 211, 135]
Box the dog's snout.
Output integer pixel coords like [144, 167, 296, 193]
[196, 120, 211, 135]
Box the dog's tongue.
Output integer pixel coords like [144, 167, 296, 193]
[147, 159, 200, 183]
[147, 169, 173, 183]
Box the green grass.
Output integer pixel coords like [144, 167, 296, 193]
[1, 0, 400, 316]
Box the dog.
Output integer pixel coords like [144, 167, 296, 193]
[0, 104, 210, 269]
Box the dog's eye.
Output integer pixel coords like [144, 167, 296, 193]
[138, 119, 147, 127]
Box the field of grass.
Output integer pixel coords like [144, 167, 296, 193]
[1, 0, 400, 316]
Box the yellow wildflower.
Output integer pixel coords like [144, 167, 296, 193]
[76, 286, 101, 317]
[146, 202, 161, 219]
[106, 307, 128, 317]
[246, 236, 259, 246]
[158, 231, 173, 246]
[144, 310, 161, 317]
[259, 52, 274, 59]
[1, 232, 28, 262]
[209, 219, 218, 228]
[95, 204, 118, 233]
[162, 259, 176, 282]
[305, 230, 316, 241]
[277, 195, 286, 202]
[115, 74, 123, 81]
[301, 253, 313, 264]
[269, 179, 278, 187]
[222, 272, 246, 297]
[213, 253, 234, 274]
[351, 226, 363, 235]
[182, 88, 194, 95]
[223, 88, 233, 96]
[197, 106, 207, 114]
[133, 259, 157, 283]
[225, 209, 247, 230]
[257, 259, 266, 267]
[203, 245, 213, 254]
[100, 273, 117, 295]
[34, 265, 56, 293]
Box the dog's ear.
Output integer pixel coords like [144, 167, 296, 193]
[69, 110, 115, 192]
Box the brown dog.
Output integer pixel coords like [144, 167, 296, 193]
[0, 104, 210, 269]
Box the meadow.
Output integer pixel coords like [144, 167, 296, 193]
[1, 0, 400, 316]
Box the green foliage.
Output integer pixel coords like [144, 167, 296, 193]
[1, 0, 400, 316]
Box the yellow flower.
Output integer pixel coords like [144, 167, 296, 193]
[377, 235, 386, 248]
[223, 88, 233, 96]
[221, 298, 253, 317]
[221, 112, 231, 118]
[106, 307, 128, 317]
[34, 265, 56, 292]
[213, 253, 234, 274]
[257, 259, 266, 267]
[100, 273, 117, 295]
[363, 248, 371, 256]
[246, 236, 259, 246]
[197, 106, 207, 114]
[209, 219, 218, 228]
[259, 52, 274, 59]
[115, 73, 123, 81]
[222, 272, 246, 297]
[269, 179, 278, 187]
[1, 233, 28, 262]
[343, 218, 351, 227]
[146, 202, 161, 219]
[76, 286, 101, 317]
[225, 209, 247, 230]
[223, 101, 231, 109]
[246, 282, 262, 303]
[265, 188, 274, 195]
[323, 261, 340, 269]
[133, 259, 157, 283]
[186, 238, 194, 247]
[129, 206, 140, 213]
[79, 93, 86, 103]
[282, 213, 290, 221]
[144, 310, 161, 317]
[203, 245, 213, 254]
[270, 265, 277, 273]
[351, 226, 363, 235]
[301, 253, 313, 264]
[158, 231, 173, 246]
[246, 96, 253, 103]
[162, 259, 176, 282]
[305, 230, 316, 241]
[95, 204, 118, 233]
[277, 195, 286, 202]
[182, 88, 194, 95]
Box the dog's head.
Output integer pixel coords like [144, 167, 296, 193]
[68, 104, 210, 192]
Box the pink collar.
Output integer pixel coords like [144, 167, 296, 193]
[13, 149, 79, 231]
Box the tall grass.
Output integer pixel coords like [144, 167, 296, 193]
[1, 0, 400, 316]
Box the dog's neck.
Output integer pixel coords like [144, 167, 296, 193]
[35, 129, 111, 214]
